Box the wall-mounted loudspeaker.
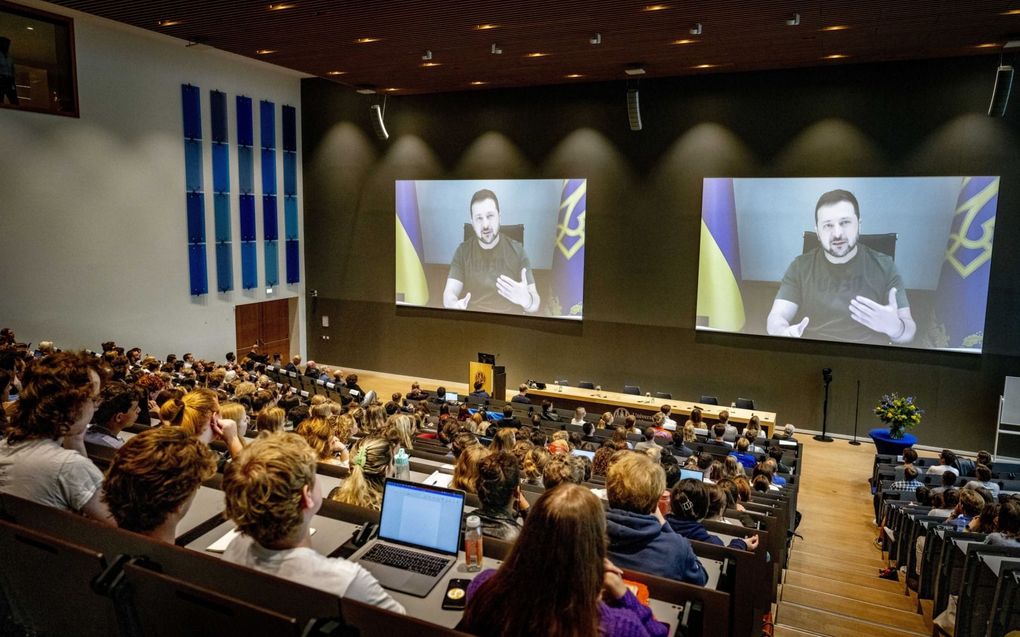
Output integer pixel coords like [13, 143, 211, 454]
[370, 104, 389, 140]
[627, 89, 642, 131]
[988, 65, 1014, 117]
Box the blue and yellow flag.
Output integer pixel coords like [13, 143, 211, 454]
[697, 178, 745, 331]
[394, 181, 429, 305]
[548, 179, 586, 317]
[931, 176, 998, 349]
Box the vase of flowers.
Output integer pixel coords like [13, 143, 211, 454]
[874, 393, 923, 439]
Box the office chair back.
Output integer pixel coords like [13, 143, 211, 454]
[735, 398, 755, 410]
[654, 392, 672, 399]
[623, 385, 641, 395]
[578, 381, 596, 389]
[700, 395, 719, 405]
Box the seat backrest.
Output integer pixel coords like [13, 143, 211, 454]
[0, 519, 116, 637]
[578, 381, 595, 389]
[623, 385, 640, 395]
[655, 392, 673, 399]
[735, 398, 755, 410]
[801, 231, 897, 259]
[121, 561, 305, 637]
[700, 395, 719, 405]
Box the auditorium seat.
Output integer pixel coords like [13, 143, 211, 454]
[623, 385, 640, 395]
[578, 381, 595, 389]
[655, 391, 672, 399]
[700, 395, 719, 405]
[735, 397, 755, 409]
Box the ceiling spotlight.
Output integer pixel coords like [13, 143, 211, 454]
[565, 73, 585, 78]
[691, 63, 717, 69]
[326, 70, 346, 76]
[820, 25, 849, 31]
[267, 3, 296, 9]
[491, 43, 502, 55]
[821, 54, 848, 60]
[672, 39, 695, 45]
[355, 86, 376, 95]
[475, 23, 498, 30]
[690, 23, 703, 36]
[786, 13, 800, 26]
[255, 49, 277, 55]
[590, 32, 602, 45]
[470, 81, 487, 86]
[525, 52, 548, 58]
[355, 37, 381, 44]
[157, 19, 182, 26]
[643, 4, 669, 11]
[421, 62, 441, 68]
[975, 43, 1000, 49]
[624, 65, 646, 76]
[422, 50, 432, 61]
[1002, 9, 1020, 15]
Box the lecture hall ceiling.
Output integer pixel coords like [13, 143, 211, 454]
[49, 0, 1020, 94]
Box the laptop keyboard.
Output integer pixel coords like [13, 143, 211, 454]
[363, 543, 449, 577]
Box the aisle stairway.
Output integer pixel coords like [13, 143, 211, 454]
[773, 438, 930, 637]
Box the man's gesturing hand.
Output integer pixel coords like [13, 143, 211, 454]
[496, 268, 532, 309]
[784, 317, 809, 338]
[452, 292, 471, 309]
[849, 288, 902, 337]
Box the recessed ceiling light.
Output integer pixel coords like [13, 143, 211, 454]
[255, 49, 277, 55]
[267, 3, 296, 9]
[672, 39, 695, 45]
[643, 4, 670, 11]
[421, 62, 441, 68]
[25, 26, 34, 31]
[565, 74, 585, 78]
[474, 23, 499, 30]
[326, 70, 346, 76]
[525, 52, 548, 58]
[355, 37, 381, 44]
[975, 43, 1000, 48]
[383, 87, 400, 92]
[157, 19, 182, 27]
[470, 81, 487, 86]
[820, 25, 849, 31]
[1002, 9, 1020, 15]
[822, 54, 849, 59]
[691, 63, 717, 69]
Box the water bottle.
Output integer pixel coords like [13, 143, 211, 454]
[394, 447, 410, 481]
[464, 515, 483, 572]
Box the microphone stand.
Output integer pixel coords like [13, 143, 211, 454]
[813, 374, 834, 443]
[849, 379, 862, 446]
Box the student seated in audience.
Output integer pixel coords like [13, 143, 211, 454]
[103, 426, 217, 541]
[385, 413, 416, 451]
[456, 403, 471, 422]
[659, 404, 677, 431]
[889, 464, 924, 492]
[985, 497, 1020, 547]
[969, 502, 999, 534]
[495, 405, 519, 429]
[570, 406, 587, 425]
[634, 428, 658, 452]
[451, 431, 479, 459]
[489, 427, 516, 453]
[578, 422, 601, 451]
[761, 458, 786, 485]
[543, 454, 584, 489]
[931, 470, 957, 495]
[406, 381, 428, 401]
[718, 410, 737, 442]
[722, 456, 746, 480]
[460, 483, 669, 637]
[683, 407, 704, 431]
[605, 451, 708, 585]
[257, 406, 286, 433]
[297, 416, 348, 467]
[222, 431, 404, 613]
[469, 381, 490, 400]
[946, 489, 985, 529]
[510, 383, 531, 404]
[539, 399, 559, 421]
[164, 388, 243, 459]
[710, 423, 731, 448]
[452, 444, 490, 493]
[926, 449, 960, 477]
[963, 464, 1000, 499]
[218, 401, 251, 439]
[85, 382, 142, 449]
[729, 437, 758, 469]
[329, 436, 392, 510]
[666, 479, 759, 551]
[766, 446, 792, 474]
[772, 423, 797, 441]
[522, 446, 550, 486]
[0, 351, 115, 525]
[668, 426, 694, 458]
[475, 452, 529, 541]
[650, 413, 673, 440]
[596, 411, 614, 429]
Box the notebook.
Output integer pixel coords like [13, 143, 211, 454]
[350, 478, 465, 597]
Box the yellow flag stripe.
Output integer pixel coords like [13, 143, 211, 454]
[697, 219, 745, 331]
[395, 215, 429, 305]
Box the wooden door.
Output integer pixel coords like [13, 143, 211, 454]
[235, 299, 290, 363]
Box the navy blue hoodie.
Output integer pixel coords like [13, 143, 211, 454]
[664, 516, 749, 551]
[606, 509, 708, 586]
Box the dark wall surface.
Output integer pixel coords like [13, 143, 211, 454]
[302, 56, 1020, 451]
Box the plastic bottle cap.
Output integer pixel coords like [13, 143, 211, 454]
[466, 515, 481, 528]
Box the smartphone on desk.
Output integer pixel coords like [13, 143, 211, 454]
[441, 579, 471, 611]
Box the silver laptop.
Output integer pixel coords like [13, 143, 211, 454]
[350, 478, 465, 597]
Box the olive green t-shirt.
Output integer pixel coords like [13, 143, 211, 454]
[775, 244, 908, 344]
[448, 235, 535, 314]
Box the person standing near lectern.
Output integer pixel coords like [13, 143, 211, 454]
[766, 189, 916, 345]
[443, 189, 540, 314]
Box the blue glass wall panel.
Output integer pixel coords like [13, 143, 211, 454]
[282, 105, 296, 152]
[260, 100, 275, 149]
[263, 195, 278, 241]
[286, 240, 300, 284]
[239, 194, 256, 242]
[236, 96, 253, 146]
[186, 193, 205, 243]
[284, 197, 298, 240]
[237, 147, 253, 194]
[210, 90, 228, 143]
[261, 149, 277, 194]
[184, 140, 203, 192]
[188, 244, 208, 295]
[212, 144, 230, 193]
[283, 152, 296, 196]
[265, 240, 279, 286]
[214, 194, 231, 243]
[182, 85, 201, 140]
[241, 242, 258, 289]
[215, 243, 233, 292]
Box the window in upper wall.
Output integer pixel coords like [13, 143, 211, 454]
[0, 1, 78, 117]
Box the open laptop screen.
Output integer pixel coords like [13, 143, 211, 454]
[378, 479, 464, 555]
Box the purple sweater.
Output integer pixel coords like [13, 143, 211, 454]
[466, 569, 669, 637]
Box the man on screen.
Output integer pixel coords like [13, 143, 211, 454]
[443, 189, 540, 314]
[766, 189, 916, 345]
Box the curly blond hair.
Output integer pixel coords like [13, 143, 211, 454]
[103, 427, 217, 533]
[163, 388, 219, 438]
[452, 444, 491, 494]
[222, 431, 318, 547]
[296, 417, 335, 461]
[607, 451, 665, 514]
[329, 436, 391, 510]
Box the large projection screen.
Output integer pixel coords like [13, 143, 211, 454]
[395, 179, 586, 320]
[696, 177, 999, 352]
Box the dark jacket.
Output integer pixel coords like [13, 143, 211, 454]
[665, 516, 749, 551]
[475, 506, 523, 542]
[510, 394, 531, 404]
[606, 509, 708, 585]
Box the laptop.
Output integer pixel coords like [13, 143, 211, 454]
[680, 468, 704, 482]
[445, 392, 459, 402]
[350, 478, 465, 597]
